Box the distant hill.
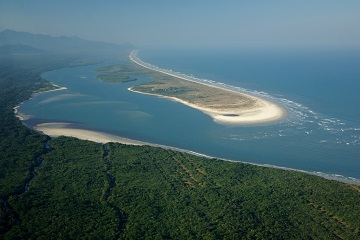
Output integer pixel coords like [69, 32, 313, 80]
[0, 44, 47, 55]
[0, 29, 133, 54]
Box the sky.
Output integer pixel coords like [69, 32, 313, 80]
[0, 0, 360, 48]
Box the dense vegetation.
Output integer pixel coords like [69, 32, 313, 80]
[0, 57, 50, 235]
[0, 50, 359, 239]
[0, 53, 90, 234]
[3, 138, 360, 239]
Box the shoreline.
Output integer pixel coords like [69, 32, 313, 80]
[14, 82, 67, 121]
[16, 56, 359, 186]
[34, 122, 145, 145]
[129, 50, 286, 125]
[34, 121, 360, 186]
[44, 83, 68, 93]
[129, 88, 287, 125]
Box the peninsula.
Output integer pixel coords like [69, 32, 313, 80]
[129, 50, 286, 125]
[2, 30, 360, 240]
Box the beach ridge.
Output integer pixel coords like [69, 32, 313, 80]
[129, 50, 286, 125]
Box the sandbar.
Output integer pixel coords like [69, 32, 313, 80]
[35, 122, 145, 145]
[129, 50, 286, 125]
[34, 123, 216, 158]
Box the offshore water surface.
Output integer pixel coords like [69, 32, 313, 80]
[20, 47, 360, 183]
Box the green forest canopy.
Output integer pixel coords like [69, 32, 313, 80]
[0, 51, 359, 239]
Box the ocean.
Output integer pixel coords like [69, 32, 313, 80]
[20, 47, 360, 183]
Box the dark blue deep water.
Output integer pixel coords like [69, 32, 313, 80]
[20, 47, 360, 183]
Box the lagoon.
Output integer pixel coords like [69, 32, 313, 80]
[19, 47, 360, 184]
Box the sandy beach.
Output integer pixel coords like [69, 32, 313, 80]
[129, 50, 286, 125]
[13, 105, 31, 120]
[14, 82, 67, 120]
[45, 83, 67, 92]
[32, 123, 359, 185]
[35, 122, 145, 145]
[129, 88, 285, 125]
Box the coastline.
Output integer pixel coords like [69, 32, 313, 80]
[129, 50, 286, 125]
[34, 122, 214, 158]
[43, 83, 68, 93]
[34, 122, 145, 145]
[13, 105, 31, 121]
[16, 53, 359, 186]
[33, 122, 360, 185]
[14, 82, 67, 121]
[129, 88, 286, 125]
[34, 122, 213, 156]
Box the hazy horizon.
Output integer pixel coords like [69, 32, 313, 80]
[1, 1, 360, 48]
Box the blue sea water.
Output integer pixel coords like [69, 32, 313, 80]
[20, 47, 360, 183]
